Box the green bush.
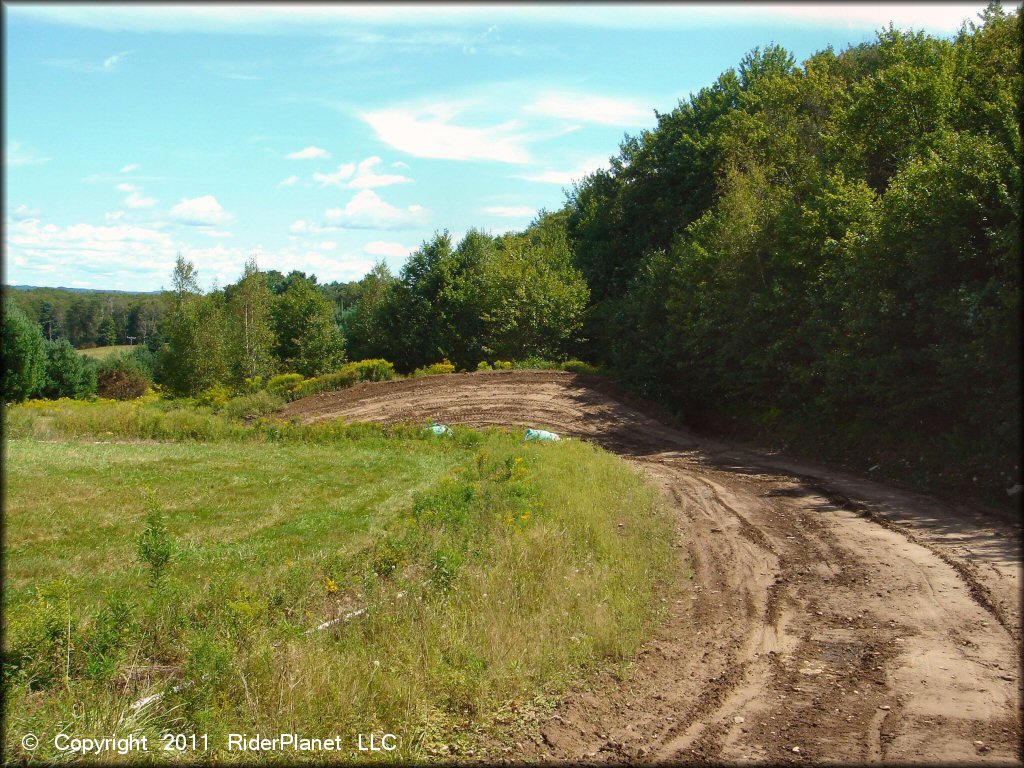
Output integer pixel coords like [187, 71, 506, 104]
[266, 373, 305, 398]
[41, 339, 96, 399]
[2, 302, 47, 403]
[290, 359, 398, 400]
[475, 361, 493, 371]
[512, 357, 561, 370]
[561, 359, 600, 375]
[221, 390, 285, 420]
[492, 360, 512, 370]
[95, 353, 151, 400]
[411, 359, 456, 377]
[195, 384, 232, 408]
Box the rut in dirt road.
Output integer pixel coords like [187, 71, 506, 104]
[280, 371, 1022, 764]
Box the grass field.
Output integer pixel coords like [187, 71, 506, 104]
[77, 344, 136, 359]
[2, 399, 675, 762]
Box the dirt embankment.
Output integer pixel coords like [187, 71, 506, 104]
[280, 371, 1022, 764]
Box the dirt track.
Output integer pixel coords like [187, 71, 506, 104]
[281, 371, 1022, 764]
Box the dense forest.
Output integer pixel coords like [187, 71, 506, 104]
[3, 5, 1019, 502]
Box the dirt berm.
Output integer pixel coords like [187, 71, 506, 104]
[281, 370, 1022, 764]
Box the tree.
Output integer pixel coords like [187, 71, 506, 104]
[227, 257, 277, 383]
[40, 339, 96, 399]
[273, 274, 345, 376]
[2, 301, 47, 402]
[160, 255, 229, 395]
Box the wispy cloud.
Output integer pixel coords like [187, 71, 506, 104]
[5, 141, 51, 167]
[43, 50, 133, 73]
[120, 163, 140, 173]
[483, 206, 535, 218]
[9, 5, 990, 34]
[169, 195, 232, 226]
[286, 145, 331, 160]
[313, 156, 412, 189]
[117, 183, 157, 209]
[11, 204, 41, 221]
[278, 175, 300, 188]
[525, 92, 652, 127]
[362, 102, 532, 164]
[521, 156, 609, 186]
[324, 190, 426, 230]
[364, 240, 417, 258]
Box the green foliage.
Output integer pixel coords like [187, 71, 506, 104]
[274, 273, 346, 376]
[411, 360, 456, 377]
[195, 384, 233, 408]
[562, 9, 1021, 501]
[290, 358, 397, 400]
[2, 301, 47, 403]
[560, 359, 601, 375]
[266, 372, 305, 398]
[136, 498, 173, 588]
[475, 361, 493, 371]
[220, 390, 285, 420]
[493, 360, 512, 370]
[40, 338, 96, 399]
[226, 257, 277, 384]
[95, 352, 151, 400]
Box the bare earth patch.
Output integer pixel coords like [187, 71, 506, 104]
[280, 370, 1021, 764]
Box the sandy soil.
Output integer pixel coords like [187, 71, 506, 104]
[281, 371, 1022, 764]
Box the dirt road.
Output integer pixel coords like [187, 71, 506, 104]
[281, 371, 1021, 764]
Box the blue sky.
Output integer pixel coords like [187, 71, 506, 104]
[4, 3, 993, 291]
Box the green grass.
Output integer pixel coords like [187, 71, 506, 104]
[77, 344, 136, 359]
[3, 399, 676, 762]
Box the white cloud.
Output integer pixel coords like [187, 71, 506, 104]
[11, 204, 41, 221]
[314, 156, 412, 189]
[169, 195, 232, 226]
[5, 141, 51, 167]
[278, 174, 300, 187]
[8, 5, 989, 34]
[43, 50, 132, 73]
[199, 228, 233, 238]
[120, 162, 140, 173]
[105, 210, 125, 222]
[317, 241, 338, 250]
[289, 219, 336, 235]
[347, 156, 412, 189]
[324, 190, 426, 230]
[5, 217, 176, 278]
[362, 103, 532, 164]
[521, 156, 608, 185]
[313, 162, 356, 187]
[525, 92, 651, 127]
[483, 206, 535, 218]
[365, 240, 417, 258]
[286, 145, 331, 160]
[117, 182, 157, 209]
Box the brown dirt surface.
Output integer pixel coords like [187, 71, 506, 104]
[280, 370, 1022, 764]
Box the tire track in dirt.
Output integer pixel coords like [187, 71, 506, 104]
[280, 371, 1022, 764]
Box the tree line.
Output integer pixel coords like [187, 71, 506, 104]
[3, 4, 1018, 499]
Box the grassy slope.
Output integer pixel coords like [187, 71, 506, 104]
[3, 400, 675, 762]
[77, 344, 136, 358]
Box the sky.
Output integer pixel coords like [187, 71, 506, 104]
[3, 2, 996, 292]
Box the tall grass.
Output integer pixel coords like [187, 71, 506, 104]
[3, 399, 675, 762]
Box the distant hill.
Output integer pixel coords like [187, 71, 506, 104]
[5, 284, 161, 295]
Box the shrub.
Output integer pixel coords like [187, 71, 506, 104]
[411, 359, 456, 378]
[41, 339, 96, 399]
[267, 373, 305, 399]
[476, 361, 493, 371]
[221, 390, 285, 420]
[196, 384, 233, 408]
[512, 356, 560, 370]
[492, 360, 512, 370]
[290, 359, 397, 400]
[95, 353, 151, 400]
[561, 359, 600, 375]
